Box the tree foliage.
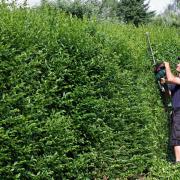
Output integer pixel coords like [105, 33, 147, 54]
[117, 0, 155, 26]
[154, 0, 180, 27]
[152, 0, 180, 27]
[54, 0, 118, 20]
[167, 0, 180, 13]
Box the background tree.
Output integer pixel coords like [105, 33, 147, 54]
[68, 0, 89, 19]
[51, 0, 98, 19]
[167, 0, 180, 13]
[153, 0, 180, 27]
[50, 0, 118, 21]
[99, 0, 118, 20]
[116, 0, 155, 26]
[68, 0, 119, 20]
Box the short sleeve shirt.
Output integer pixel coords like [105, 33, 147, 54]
[168, 84, 180, 110]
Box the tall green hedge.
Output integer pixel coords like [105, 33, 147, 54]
[0, 4, 180, 179]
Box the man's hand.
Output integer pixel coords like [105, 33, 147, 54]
[164, 61, 170, 68]
[160, 78, 166, 84]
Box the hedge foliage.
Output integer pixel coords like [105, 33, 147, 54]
[0, 3, 180, 179]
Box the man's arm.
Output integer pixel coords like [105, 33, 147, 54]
[164, 62, 180, 85]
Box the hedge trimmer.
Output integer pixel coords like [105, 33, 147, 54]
[145, 32, 167, 92]
[145, 32, 171, 111]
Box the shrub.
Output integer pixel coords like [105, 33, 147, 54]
[0, 3, 180, 179]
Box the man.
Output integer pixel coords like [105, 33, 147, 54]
[163, 61, 180, 163]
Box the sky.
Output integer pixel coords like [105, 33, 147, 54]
[16, 0, 173, 14]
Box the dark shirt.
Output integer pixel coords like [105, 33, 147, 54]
[168, 84, 180, 110]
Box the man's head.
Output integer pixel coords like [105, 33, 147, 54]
[176, 56, 180, 73]
[176, 63, 180, 73]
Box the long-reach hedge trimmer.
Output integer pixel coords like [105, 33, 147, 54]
[145, 32, 170, 110]
[145, 32, 167, 92]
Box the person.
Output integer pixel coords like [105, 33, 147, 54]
[162, 61, 180, 163]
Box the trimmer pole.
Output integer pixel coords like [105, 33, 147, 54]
[145, 32, 156, 66]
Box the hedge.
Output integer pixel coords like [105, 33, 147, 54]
[0, 3, 180, 179]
